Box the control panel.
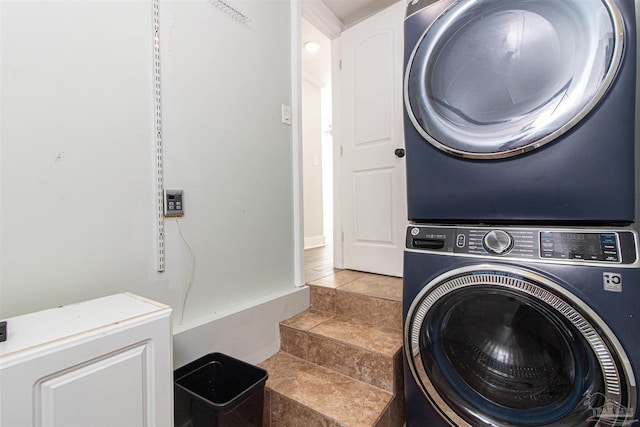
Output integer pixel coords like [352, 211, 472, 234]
[164, 189, 184, 217]
[540, 232, 619, 262]
[406, 225, 638, 265]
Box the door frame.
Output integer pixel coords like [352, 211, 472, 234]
[293, 0, 346, 287]
[291, 0, 304, 286]
[298, 0, 406, 282]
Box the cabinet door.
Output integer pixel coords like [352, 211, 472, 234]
[36, 344, 151, 427]
[0, 294, 173, 427]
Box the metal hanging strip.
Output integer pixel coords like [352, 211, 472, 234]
[212, 0, 251, 24]
[153, 0, 165, 272]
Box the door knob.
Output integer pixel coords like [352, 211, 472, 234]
[395, 148, 405, 158]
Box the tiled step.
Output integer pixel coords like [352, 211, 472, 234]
[259, 270, 405, 426]
[279, 309, 402, 392]
[259, 352, 402, 427]
[309, 271, 403, 330]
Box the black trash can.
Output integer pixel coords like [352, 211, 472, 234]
[174, 352, 268, 427]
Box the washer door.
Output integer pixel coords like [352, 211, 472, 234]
[404, 0, 624, 159]
[405, 265, 636, 426]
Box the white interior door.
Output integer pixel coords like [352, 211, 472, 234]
[338, 0, 406, 277]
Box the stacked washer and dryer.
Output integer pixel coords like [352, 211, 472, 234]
[402, 0, 640, 426]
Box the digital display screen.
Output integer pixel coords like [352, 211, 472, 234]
[540, 232, 619, 262]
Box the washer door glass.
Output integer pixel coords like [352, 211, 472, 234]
[405, 0, 624, 158]
[405, 268, 635, 426]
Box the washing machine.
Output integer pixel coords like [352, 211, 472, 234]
[403, 0, 637, 224]
[403, 224, 639, 426]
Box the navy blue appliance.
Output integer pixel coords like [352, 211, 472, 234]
[403, 0, 636, 224]
[403, 224, 639, 426]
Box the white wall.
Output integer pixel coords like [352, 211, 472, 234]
[0, 0, 307, 365]
[301, 17, 332, 249]
[302, 77, 325, 248]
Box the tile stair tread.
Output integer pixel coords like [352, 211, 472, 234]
[281, 308, 334, 331]
[282, 310, 403, 357]
[307, 270, 369, 289]
[337, 277, 402, 302]
[309, 271, 402, 302]
[259, 352, 393, 427]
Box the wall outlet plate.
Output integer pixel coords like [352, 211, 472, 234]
[164, 190, 184, 217]
[281, 104, 291, 126]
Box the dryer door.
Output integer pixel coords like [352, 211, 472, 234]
[405, 265, 636, 426]
[404, 0, 624, 159]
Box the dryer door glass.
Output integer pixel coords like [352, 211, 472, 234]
[405, 268, 635, 427]
[405, 0, 623, 158]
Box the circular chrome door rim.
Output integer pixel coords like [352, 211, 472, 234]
[403, 0, 625, 160]
[405, 264, 637, 426]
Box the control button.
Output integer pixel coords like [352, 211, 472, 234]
[483, 230, 514, 255]
[456, 234, 465, 248]
[410, 227, 420, 236]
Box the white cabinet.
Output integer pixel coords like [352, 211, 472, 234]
[0, 293, 173, 427]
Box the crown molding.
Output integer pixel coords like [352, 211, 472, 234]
[302, 0, 345, 40]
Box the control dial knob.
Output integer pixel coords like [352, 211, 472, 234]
[483, 230, 513, 255]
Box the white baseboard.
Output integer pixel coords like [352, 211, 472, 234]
[304, 235, 326, 249]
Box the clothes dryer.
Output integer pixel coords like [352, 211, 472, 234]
[403, 224, 639, 426]
[403, 0, 637, 224]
